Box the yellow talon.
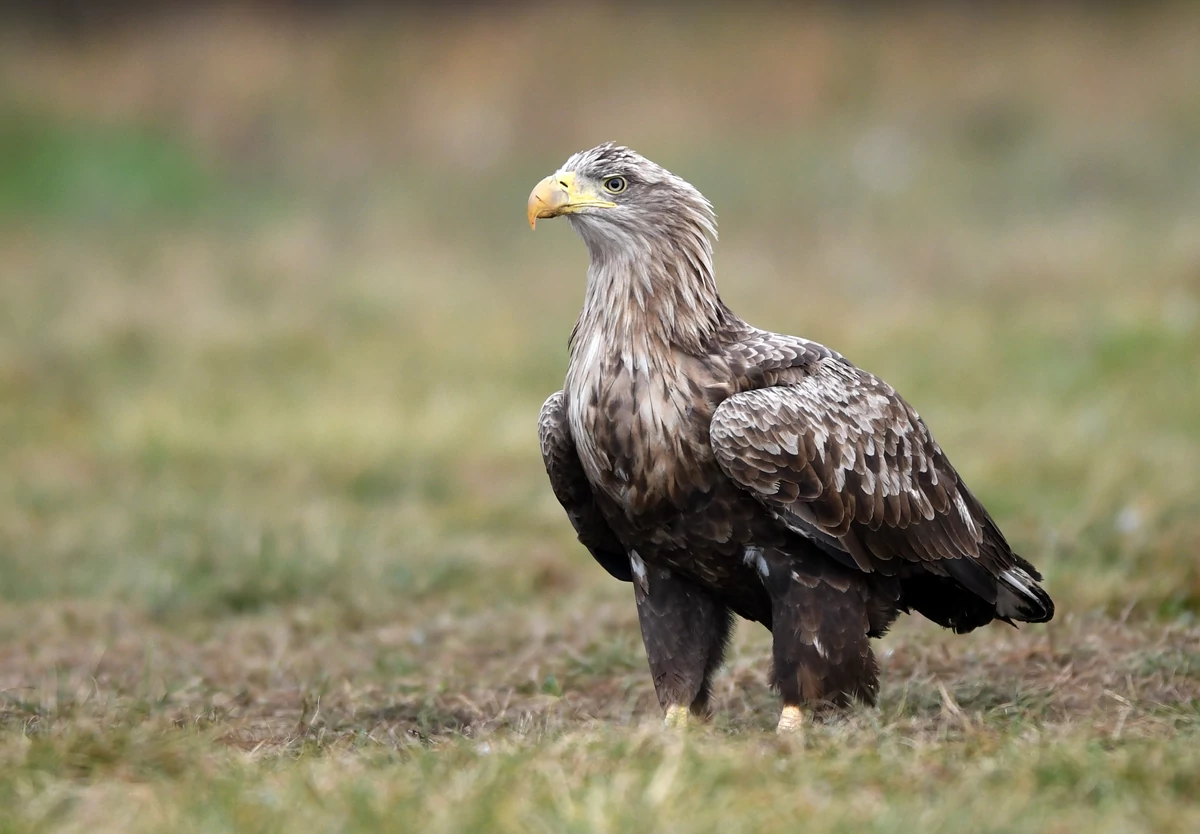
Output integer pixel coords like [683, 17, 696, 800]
[663, 704, 690, 729]
[776, 705, 804, 734]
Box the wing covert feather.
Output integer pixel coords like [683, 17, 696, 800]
[539, 391, 632, 582]
[709, 356, 1018, 590]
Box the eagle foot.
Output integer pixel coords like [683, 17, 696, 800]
[775, 705, 804, 734]
[663, 704, 690, 729]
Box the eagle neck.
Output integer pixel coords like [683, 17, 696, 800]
[570, 234, 730, 360]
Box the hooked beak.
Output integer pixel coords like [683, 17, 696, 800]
[527, 171, 617, 229]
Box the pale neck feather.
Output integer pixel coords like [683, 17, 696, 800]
[568, 212, 731, 359]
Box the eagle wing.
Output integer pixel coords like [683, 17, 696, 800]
[538, 391, 631, 582]
[709, 351, 1051, 622]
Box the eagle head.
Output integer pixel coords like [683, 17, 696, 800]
[527, 143, 716, 258]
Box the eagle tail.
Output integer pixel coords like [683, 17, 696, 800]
[995, 560, 1054, 624]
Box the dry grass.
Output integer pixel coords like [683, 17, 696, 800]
[3, 603, 1198, 745]
[2, 601, 1197, 832]
[0, 4, 1198, 832]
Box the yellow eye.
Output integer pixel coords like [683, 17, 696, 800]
[603, 176, 627, 194]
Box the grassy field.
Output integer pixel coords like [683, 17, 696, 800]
[1, 5, 1199, 832]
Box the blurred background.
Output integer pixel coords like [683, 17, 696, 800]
[1, 1, 1198, 630]
[2, 7, 1200, 829]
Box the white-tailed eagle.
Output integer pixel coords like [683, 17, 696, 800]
[528, 144, 1053, 733]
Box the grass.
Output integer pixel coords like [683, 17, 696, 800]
[1, 4, 1199, 831]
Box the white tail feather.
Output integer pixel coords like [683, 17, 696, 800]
[997, 567, 1049, 621]
[1001, 568, 1040, 601]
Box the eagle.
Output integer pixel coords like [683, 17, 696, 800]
[528, 143, 1053, 733]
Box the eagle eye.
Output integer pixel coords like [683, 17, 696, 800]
[602, 176, 627, 194]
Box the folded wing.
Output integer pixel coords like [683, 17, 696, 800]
[539, 391, 632, 582]
[709, 356, 1052, 625]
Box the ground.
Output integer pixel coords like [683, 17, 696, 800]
[0, 5, 1198, 832]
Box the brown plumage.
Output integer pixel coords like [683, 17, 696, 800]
[528, 144, 1053, 731]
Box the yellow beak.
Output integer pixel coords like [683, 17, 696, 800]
[527, 171, 617, 229]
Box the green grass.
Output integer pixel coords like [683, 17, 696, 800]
[0, 5, 1199, 832]
[0, 110, 217, 221]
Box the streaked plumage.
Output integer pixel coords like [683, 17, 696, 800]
[528, 144, 1053, 731]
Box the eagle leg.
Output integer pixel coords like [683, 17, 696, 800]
[633, 561, 734, 724]
[764, 552, 879, 720]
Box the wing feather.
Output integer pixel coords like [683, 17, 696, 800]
[709, 353, 1025, 591]
[539, 391, 631, 582]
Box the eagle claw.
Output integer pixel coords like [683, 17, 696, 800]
[663, 704, 690, 729]
[776, 705, 804, 734]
